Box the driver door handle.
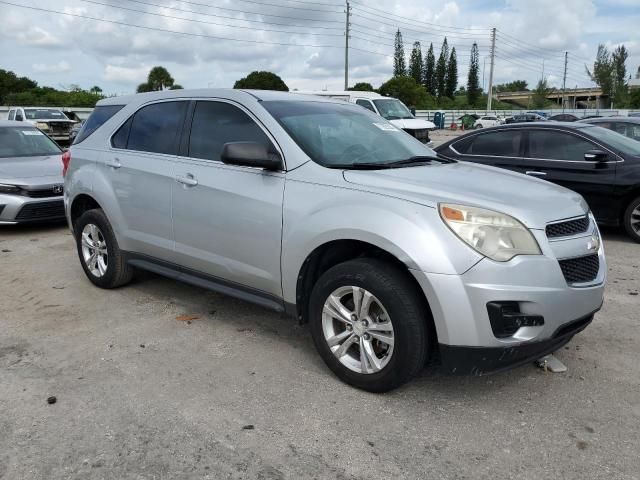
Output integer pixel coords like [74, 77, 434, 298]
[176, 174, 198, 187]
[526, 170, 546, 177]
[105, 158, 121, 169]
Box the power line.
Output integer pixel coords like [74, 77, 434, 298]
[197, 0, 343, 14]
[81, 0, 344, 37]
[350, 15, 488, 39]
[349, 25, 490, 49]
[497, 29, 591, 62]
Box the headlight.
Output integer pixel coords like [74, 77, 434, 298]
[0, 183, 21, 194]
[36, 122, 50, 130]
[439, 204, 541, 262]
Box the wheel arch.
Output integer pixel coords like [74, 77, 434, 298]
[70, 193, 103, 230]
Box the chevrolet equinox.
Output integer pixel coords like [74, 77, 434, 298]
[64, 90, 606, 392]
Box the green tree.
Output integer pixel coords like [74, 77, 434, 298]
[378, 75, 435, 109]
[466, 43, 481, 106]
[409, 41, 423, 85]
[349, 82, 375, 91]
[0, 69, 38, 104]
[393, 29, 406, 77]
[137, 66, 179, 92]
[532, 79, 553, 108]
[169, 84, 184, 90]
[445, 47, 458, 98]
[495, 80, 528, 92]
[611, 45, 628, 106]
[435, 37, 449, 98]
[89, 85, 103, 95]
[422, 43, 436, 96]
[586, 44, 614, 98]
[233, 71, 288, 91]
[629, 87, 640, 108]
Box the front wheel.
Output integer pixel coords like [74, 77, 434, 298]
[309, 258, 430, 392]
[623, 196, 640, 243]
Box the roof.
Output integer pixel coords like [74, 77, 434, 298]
[97, 88, 348, 107]
[579, 116, 640, 124]
[484, 121, 594, 130]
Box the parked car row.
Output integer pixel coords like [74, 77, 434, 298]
[6, 107, 77, 144]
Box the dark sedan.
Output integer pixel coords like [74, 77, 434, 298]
[435, 122, 640, 242]
[578, 116, 640, 142]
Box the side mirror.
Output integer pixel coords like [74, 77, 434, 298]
[15, 113, 24, 121]
[584, 149, 608, 162]
[410, 107, 416, 116]
[221, 142, 282, 170]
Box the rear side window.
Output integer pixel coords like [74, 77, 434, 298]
[123, 101, 188, 155]
[463, 130, 522, 157]
[528, 130, 595, 161]
[188, 101, 274, 161]
[74, 105, 124, 144]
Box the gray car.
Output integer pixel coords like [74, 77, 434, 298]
[0, 120, 66, 224]
[64, 90, 606, 392]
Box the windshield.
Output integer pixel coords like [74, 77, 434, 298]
[371, 99, 413, 120]
[24, 109, 67, 120]
[584, 125, 640, 156]
[0, 127, 62, 158]
[262, 100, 436, 168]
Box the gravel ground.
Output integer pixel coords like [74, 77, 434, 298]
[0, 222, 638, 480]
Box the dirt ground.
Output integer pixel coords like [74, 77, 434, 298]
[0, 222, 638, 480]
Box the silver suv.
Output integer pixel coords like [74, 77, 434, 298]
[64, 90, 606, 392]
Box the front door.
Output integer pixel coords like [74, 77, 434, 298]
[171, 100, 285, 298]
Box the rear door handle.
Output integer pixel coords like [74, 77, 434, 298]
[176, 174, 198, 187]
[526, 170, 547, 177]
[105, 158, 121, 169]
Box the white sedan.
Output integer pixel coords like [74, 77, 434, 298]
[474, 115, 503, 128]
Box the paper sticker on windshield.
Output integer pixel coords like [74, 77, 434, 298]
[373, 123, 400, 131]
[22, 130, 44, 136]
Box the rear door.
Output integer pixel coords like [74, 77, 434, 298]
[171, 99, 285, 298]
[521, 128, 618, 221]
[105, 100, 188, 260]
[448, 128, 525, 171]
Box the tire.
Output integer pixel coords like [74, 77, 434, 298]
[623, 196, 640, 243]
[309, 258, 430, 392]
[74, 208, 133, 288]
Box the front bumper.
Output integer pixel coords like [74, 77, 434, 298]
[0, 193, 66, 224]
[411, 219, 605, 373]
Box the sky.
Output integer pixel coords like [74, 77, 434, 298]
[1, 0, 639, 96]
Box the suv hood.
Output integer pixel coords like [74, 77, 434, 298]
[389, 118, 436, 130]
[343, 161, 587, 229]
[0, 155, 63, 184]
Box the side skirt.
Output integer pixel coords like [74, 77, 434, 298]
[124, 252, 286, 314]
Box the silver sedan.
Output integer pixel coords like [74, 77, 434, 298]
[0, 120, 66, 224]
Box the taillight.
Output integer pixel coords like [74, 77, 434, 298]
[62, 151, 71, 177]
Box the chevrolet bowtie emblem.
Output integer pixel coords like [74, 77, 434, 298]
[53, 185, 63, 194]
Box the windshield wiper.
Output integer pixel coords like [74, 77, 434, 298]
[385, 155, 438, 166]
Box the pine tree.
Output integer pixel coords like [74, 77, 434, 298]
[423, 43, 436, 96]
[435, 37, 449, 97]
[466, 42, 481, 106]
[393, 29, 406, 77]
[445, 47, 458, 98]
[409, 42, 423, 85]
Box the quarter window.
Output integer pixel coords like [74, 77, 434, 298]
[125, 101, 188, 155]
[75, 105, 124, 144]
[528, 130, 595, 161]
[355, 99, 376, 113]
[188, 101, 274, 161]
[464, 130, 522, 157]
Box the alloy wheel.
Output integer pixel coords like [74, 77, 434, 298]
[631, 204, 640, 234]
[321, 286, 395, 374]
[81, 223, 108, 277]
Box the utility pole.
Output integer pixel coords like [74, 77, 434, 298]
[344, 1, 351, 90]
[486, 27, 496, 111]
[561, 51, 568, 112]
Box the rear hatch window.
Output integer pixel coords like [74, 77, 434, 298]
[74, 105, 124, 144]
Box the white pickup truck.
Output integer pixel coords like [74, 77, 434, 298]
[7, 107, 76, 143]
[298, 91, 436, 146]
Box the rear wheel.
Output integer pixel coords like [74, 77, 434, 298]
[623, 196, 640, 243]
[74, 209, 133, 288]
[309, 258, 429, 392]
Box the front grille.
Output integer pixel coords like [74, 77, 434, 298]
[15, 201, 65, 221]
[546, 216, 589, 238]
[21, 186, 64, 198]
[558, 254, 599, 284]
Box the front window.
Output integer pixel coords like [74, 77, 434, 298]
[371, 99, 413, 120]
[0, 127, 62, 158]
[262, 100, 436, 168]
[24, 108, 66, 120]
[584, 125, 640, 156]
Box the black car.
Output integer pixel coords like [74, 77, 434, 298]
[435, 122, 640, 242]
[548, 113, 578, 122]
[578, 116, 640, 142]
[505, 113, 547, 124]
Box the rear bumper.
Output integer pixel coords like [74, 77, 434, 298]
[439, 310, 597, 375]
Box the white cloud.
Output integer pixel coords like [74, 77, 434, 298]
[32, 60, 72, 74]
[104, 64, 152, 84]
